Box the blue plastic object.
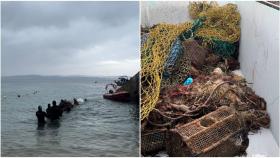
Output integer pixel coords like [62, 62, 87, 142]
[183, 77, 193, 86]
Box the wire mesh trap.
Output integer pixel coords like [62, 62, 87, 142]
[141, 128, 167, 156]
[166, 106, 249, 157]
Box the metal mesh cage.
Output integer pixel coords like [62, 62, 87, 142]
[166, 106, 248, 157]
[141, 129, 167, 156]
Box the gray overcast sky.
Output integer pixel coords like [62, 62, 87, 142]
[1, 1, 139, 76]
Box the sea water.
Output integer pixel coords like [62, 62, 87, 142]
[1, 76, 139, 156]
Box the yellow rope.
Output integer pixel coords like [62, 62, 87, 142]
[141, 22, 192, 120]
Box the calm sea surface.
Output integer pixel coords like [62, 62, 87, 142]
[1, 76, 139, 156]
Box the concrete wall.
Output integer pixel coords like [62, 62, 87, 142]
[141, 1, 279, 145]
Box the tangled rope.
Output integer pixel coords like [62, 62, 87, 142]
[141, 2, 242, 120]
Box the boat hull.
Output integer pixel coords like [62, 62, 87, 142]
[103, 91, 130, 102]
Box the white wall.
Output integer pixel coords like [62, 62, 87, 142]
[141, 1, 233, 26]
[141, 1, 279, 145]
[141, 1, 191, 27]
[236, 1, 279, 145]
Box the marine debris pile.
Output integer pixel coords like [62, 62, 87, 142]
[141, 2, 270, 157]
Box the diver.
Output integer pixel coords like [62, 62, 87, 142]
[73, 98, 79, 106]
[59, 99, 72, 112]
[59, 99, 65, 110]
[54, 100, 63, 117]
[36, 106, 47, 124]
[69, 100, 74, 111]
[50, 100, 62, 120]
[46, 103, 52, 118]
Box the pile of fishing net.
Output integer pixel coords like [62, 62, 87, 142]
[144, 70, 270, 133]
[141, 0, 270, 137]
[141, 2, 271, 156]
[141, 2, 242, 121]
[189, 2, 240, 58]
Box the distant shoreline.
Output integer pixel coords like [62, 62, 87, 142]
[1, 74, 132, 78]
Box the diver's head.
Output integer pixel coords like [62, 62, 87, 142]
[38, 106, 42, 111]
[52, 100, 57, 106]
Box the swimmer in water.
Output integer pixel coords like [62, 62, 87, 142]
[36, 106, 47, 124]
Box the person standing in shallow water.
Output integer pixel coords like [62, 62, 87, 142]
[36, 106, 47, 124]
[73, 98, 79, 106]
[46, 103, 52, 118]
[51, 100, 62, 120]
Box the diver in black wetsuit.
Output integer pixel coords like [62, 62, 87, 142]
[36, 106, 47, 124]
[73, 98, 79, 106]
[46, 103, 52, 118]
[50, 100, 62, 120]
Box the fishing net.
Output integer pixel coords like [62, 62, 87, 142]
[141, 2, 241, 120]
[188, 1, 218, 19]
[141, 2, 271, 157]
[141, 22, 192, 121]
[161, 39, 207, 88]
[190, 2, 241, 58]
[146, 75, 270, 133]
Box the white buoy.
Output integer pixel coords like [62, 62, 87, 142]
[77, 98, 84, 104]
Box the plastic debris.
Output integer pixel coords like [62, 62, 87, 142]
[183, 77, 193, 86]
[212, 67, 223, 76]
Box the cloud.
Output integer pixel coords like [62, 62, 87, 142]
[97, 61, 121, 65]
[1, 1, 139, 76]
